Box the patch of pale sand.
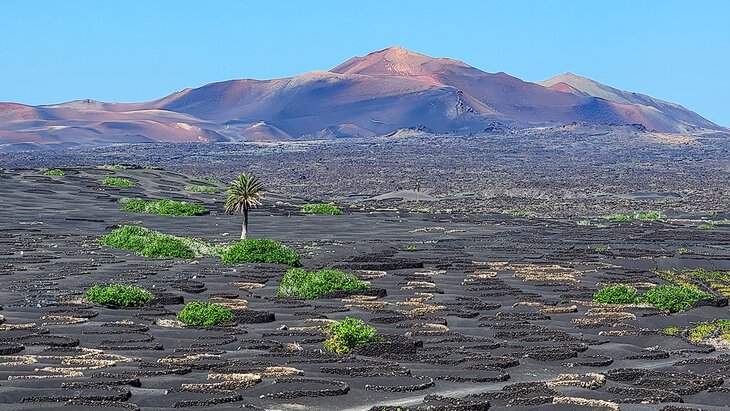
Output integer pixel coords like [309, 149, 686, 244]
[546, 372, 606, 389]
[705, 337, 730, 350]
[644, 132, 697, 144]
[230, 281, 265, 290]
[155, 318, 186, 328]
[552, 396, 619, 411]
[540, 305, 578, 314]
[367, 189, 437, 202]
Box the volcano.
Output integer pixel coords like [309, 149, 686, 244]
[0, 47, 724, 151]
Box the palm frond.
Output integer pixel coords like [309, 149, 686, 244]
[224, 174, 264, 214]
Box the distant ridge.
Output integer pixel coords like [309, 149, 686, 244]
[0, 47, 725, 151]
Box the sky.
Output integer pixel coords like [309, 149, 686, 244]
[1, 0, 728, 125]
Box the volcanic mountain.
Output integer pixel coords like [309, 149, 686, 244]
[0, 47, 724, 151]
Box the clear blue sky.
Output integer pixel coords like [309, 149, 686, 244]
[1, 0, 728, 125]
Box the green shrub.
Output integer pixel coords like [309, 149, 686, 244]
[122, 199, 207, 216]
[85, 284, 153, 307]
[634, 211, 667, 221]
[677, 247, 691, 254]
[301, 203, 342, 215]
[99, 225, 194, 258]
[594, 245, 607, 252]
[277, 268, 369, 299]
[323, 317, 380, 354]
[577, 219, 592, 226]
[606, 213, 632, 222]
[642, 285, 711, 313]
[593, 284, 640, 304]
[186, 184, 218, 194]
[220, 238, 300, 266]
[44, 169, 65, 176]
[404, 245, 417, 251]
[510, 210, 532, 218]
[663, 326, 681, 336]
[103, 176, 135, 188]
[698, 222, 717, 230]
[177, 301, 234, 327]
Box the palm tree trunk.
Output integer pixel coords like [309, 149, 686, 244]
[241, 207, 249, 240]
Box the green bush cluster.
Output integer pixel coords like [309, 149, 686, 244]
[663, 326, 681, 336]
[301, 203, 343, 215]
[593, 283, 711, 313]
[510, 210, 532, 218]
[634, 211, 667, 221]
[220, 238, 300, 266]
[122, 199, 207, 216]
[100, 226, 297, 265]
[605, 211, 666, 222]
[85, 284, 153, 307]
[277, 268, 369, 299]
[643, 285, 711, 313]
[323, 316, 380, 354]
[698, 222, 717, 230]
[44, 169, 65, 176]
[404, 245, 417, 251]
[185, 184, 218, 194]
[103, 176, 135, 188]
[99, 225, 194, 258]
[593, 284, 640, 304]
[664, 320, 730, 342]
[177, 301, 234, 327]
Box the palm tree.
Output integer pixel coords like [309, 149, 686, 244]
[225, 174, 264, 240]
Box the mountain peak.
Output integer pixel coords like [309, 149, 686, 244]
[331, 46, 469, 76]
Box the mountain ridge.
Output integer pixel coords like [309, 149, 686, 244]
[0, 46, 725, 151]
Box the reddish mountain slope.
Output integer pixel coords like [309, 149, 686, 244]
[0, 47, 724, 151]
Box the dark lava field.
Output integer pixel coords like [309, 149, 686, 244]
[3, 127, 730, 218]
[0, 167, 729, 410]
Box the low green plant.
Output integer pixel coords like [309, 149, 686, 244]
[688, 321, 717, 342]
[177, 301, 234, 327]
[277, 268, 369, 299]
[698, 222, 717, 230]
[510, 210, 532, 218]
[657, 268, 730, 297]
[663, 326, 681, 336]
[634, 211, 667, 221]
[677, 247, 691, 254]
[301, 203, 343, 215]
[220, 238, 300, 266]
[85, 284, 153, 307]
[577, 219, 592, 226]
[642, 285, 711, 313]
[186, 184, 218, 194]
[122, 199, 207, 216]
[99, 225, 195, 258]
[44, 169, 65, 176]
[593, 284, 640, 304]
[323, 316, 380, 354]
[663, 320, 730, 342]
[404, 245, 417, 251]
[103, 176, 135, 188]
[594, 245, 607, 252]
